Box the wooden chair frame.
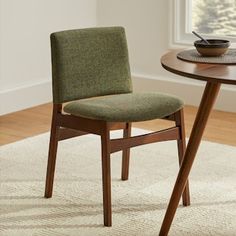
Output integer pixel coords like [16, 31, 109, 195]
[44, 103, 190, 226]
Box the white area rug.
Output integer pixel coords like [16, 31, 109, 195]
[0, 129, 236, 236]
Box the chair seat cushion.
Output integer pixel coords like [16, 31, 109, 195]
[63, 92, 184, 122]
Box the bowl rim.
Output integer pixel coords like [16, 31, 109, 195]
[194, 39, 230, 48]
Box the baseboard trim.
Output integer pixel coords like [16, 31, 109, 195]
[0, 80, 52, 115]
[1, 74, 235, 115]
[132, 73, 236, 113]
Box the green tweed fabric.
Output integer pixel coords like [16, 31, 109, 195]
[51, 27, 132, 103]
[63, 92, 184, 122]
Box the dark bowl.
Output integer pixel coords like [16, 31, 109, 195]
[194, 39, 230, 57]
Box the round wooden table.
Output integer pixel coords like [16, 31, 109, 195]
[159, 50, 236, 235]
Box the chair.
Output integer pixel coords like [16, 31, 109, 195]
[44, 26, 190, 226]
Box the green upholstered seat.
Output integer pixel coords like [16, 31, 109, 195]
[63, 92, 184, 122]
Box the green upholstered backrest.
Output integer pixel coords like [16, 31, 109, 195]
[50, 27, 133, 103]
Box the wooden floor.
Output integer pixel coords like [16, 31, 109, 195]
[1, 103, 236, 146]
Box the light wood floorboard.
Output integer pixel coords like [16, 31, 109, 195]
[1, 103, 236, 146]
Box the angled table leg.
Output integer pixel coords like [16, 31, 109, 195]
[159, 81, 221, 236]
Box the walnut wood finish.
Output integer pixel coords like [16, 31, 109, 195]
[121, 123, 132, 180]
[44, 103, 190, 226]
[159, 50, 228, 235]
[110, 127, 180, 153]
[161, 50, 236, 85]
[58, 128, 87, 141]
[44, 104, 62, 198]
[101, 125, 112, 226]
[175, 109, 190, 207]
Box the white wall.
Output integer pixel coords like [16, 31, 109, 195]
[0, 0, 97, 115]
[97, 0, 236, 112]
[97, 0, 169, 77]
[1, 0, 235, 114]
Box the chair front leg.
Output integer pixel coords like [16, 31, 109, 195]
[44, 104, 61, 198]
[175, 109, 190, 206]
[101, 127, 112, 226]
[121, 122, 132, 180]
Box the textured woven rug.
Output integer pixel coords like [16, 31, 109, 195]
[1, 129, 236, 236]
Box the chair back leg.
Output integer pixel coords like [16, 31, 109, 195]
[45, 105, 60, 198]
[175, 109, 190, 206]
[101, 127, 112, 226]
[121, 123, 132, 180]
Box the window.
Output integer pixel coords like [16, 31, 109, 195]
[171, 0, 236, 46]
